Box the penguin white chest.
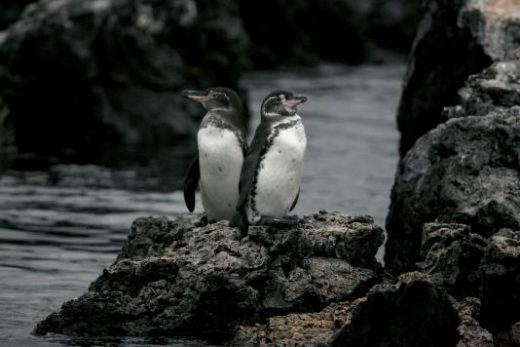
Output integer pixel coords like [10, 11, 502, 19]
[252, 120, 306, 219]
[198, 125, 243, 221]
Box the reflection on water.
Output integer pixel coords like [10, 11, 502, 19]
[0, 64, 403, 346]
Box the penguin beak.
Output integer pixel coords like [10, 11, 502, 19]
[284, 95, 308, 108]
[181, 90, 210, 103]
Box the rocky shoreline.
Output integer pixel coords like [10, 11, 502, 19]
[22, 0, 520, 345]
[34, 210, 520, 346]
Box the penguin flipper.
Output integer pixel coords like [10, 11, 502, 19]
[236, 122, 271, 212]
[183, 155, 200, 213]
[290, 188, 300, 212]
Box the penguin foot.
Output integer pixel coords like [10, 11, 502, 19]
[229, 213, 249, 236]
[259, 216, 303, 228]
[197, 213, 209, 227]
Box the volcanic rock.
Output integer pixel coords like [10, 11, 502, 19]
[386, 62, 520, 273]
[396, 0, 520, 157]
[34, 211, 384, 343]
[234, 272, 492, 347]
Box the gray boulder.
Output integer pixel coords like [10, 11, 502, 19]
[397, 0, 520, 157]
[386, 61, 520, 273]
[34, 211, 384, 343]
[0, 0, 249, 160]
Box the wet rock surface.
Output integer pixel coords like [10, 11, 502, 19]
[34, 211, 384, 343]
[386, 61, 520, 273]
[396, 0, 520, 157]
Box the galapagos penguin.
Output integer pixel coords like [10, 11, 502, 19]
[231, 90, 307, 229]
[182, 87, 247, 221]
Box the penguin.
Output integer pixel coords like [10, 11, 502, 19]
[182, 87, 247, 221]
[231, 90, 307, 229]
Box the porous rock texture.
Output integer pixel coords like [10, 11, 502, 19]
[233, 272, 494, 347]
[0, 0, 249, 160]
[417, 223, 488, 298]
[417, 222, 520, 343]
[386, 61, 520, 273]
[36, 210, 517, 345]
[34, 211, 384, 343]
[386, 55, 520, 343]
[397, 0, 520, 157]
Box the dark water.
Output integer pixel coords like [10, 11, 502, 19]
[0, 64, 404, 346]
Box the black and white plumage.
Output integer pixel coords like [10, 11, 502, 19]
[182, 87, 247, 221]
[232, 90, 307, 228]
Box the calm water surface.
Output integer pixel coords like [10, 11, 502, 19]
[0, 64, 403, 346]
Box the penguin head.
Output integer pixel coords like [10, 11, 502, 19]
[261, 90, 307, 118]
[181, 87, 243, 113]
